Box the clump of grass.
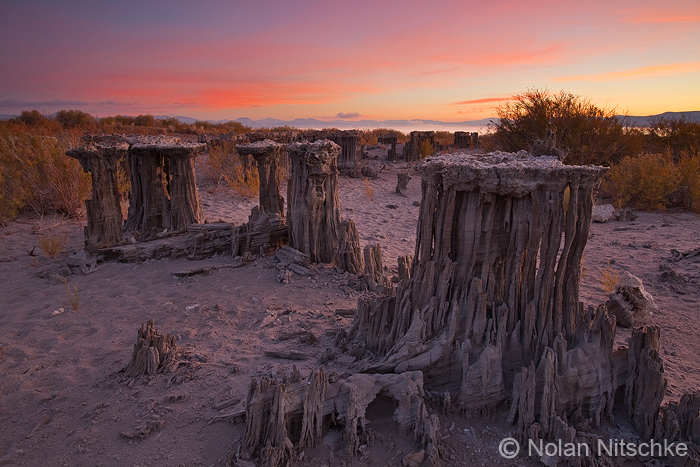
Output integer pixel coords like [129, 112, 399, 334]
[66, 282, 80, 311]
[38, 232, 69, 258]
[599, 260, 619, 294]
[363, 178, 375, 201]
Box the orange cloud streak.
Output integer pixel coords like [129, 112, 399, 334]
[450, 97, 512, 106]
[554, 62, 700, 82]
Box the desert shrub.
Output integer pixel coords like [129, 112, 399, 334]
[360, 128, 408, 146]
[116, 158, 131, 203]
[66, 282, 80, 311]
[133, 114, 156, 127]
[433, 131, 453, 146]
[363, 178, 375, 201]
[0, 126, 91, 222]
[226, 162, 259, 198]
[203, 142, 238, 186]
[605, 153, 680, 209]
[490, 88, 636, 165]
[203, 142, 259, 197]
[677, 153, 700, 211]
[418, 138, 434, 159]
[55, 110, 97, 130]
[646, 116, 700, 159]
[599, 261, 619, 293]
[38, 231, 69, 258]
[17, 110, 48, 126]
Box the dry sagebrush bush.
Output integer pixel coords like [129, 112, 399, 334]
[203, 142, 260, 197]
[419, 138, 434, 159]
[202, 141, 238, 186]
[605, 153, 680, 210]
[0, 125, 91, 223]
[433, 131, 453, 146]
[677, 154, 700, 212]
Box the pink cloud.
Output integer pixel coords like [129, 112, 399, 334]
[555, 62, 700, 82]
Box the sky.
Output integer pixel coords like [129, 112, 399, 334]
[1, 0, 699, 124]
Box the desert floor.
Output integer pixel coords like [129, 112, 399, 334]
[0, 147, 698, 466]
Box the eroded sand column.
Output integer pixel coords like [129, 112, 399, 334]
[124, 137, 205, 240]
[351, 152, 614, 430]
[333, 130, 361, 175]
[236, 139, 286, 217]
[286, 139, 342, 263]
[66, 140, 128, 248]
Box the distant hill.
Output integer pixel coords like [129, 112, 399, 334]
[618, 111, 700, 127]
[2, 111, 699, 129]
[231, 117, 494, 132]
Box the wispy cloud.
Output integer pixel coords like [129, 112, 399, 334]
[450, 97, 512, 106]
[97, 100, 137, 106]
[336, 112, 361, 120]
[554, 62, 700, 82]
[0, 98, 89, 107]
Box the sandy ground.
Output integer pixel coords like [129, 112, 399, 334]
[0, 145, 698, 466]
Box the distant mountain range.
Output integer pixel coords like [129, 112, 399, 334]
[156, 116, 495, 132]
[2, 111, 699, 131]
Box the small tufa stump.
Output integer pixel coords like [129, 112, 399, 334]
[396, 171, 411, 197]
[532, 129, 568, 161]
[286, 140, 342, 263]
[333, 131, 362, 175]
[125, 319, 179, 376]
[364, 243, 390, 291]
[236, 139, 286, 217]
[336, 219, 364, 274]
[398, 254, 412, 281]
[66, 141, 128, 249]
[238, 369, 439, 467]
[403, 131, 436, 162]
[626, 325, 667, 440]
[453, 131, 472, 149]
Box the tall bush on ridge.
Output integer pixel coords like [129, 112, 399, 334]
[55, 109, 97, 130]
[133, 114, 156, 127]
[645, 115, 700, 159]
[17, 110, 48, 126]
[490, 88, 639, 166]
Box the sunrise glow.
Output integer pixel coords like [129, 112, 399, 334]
[1, 0, 699, 124]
